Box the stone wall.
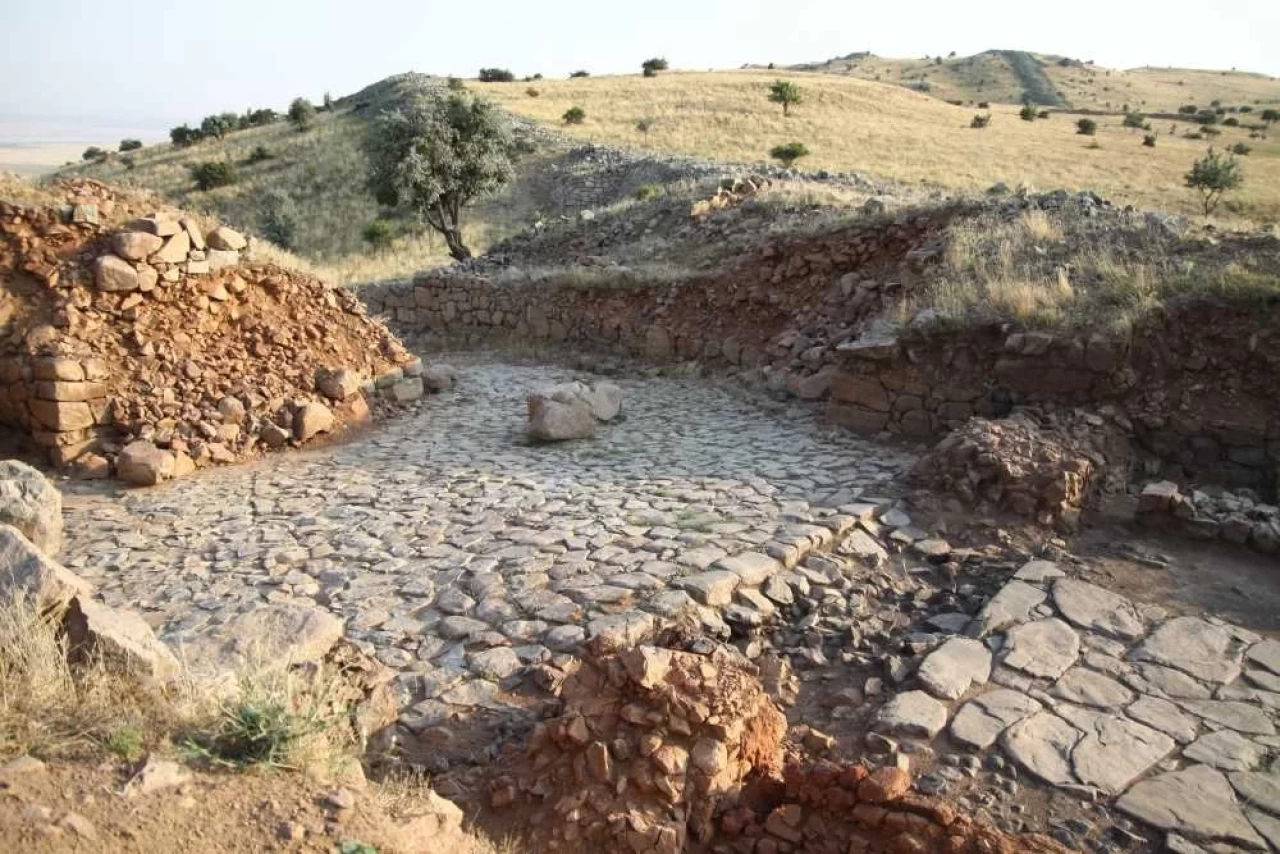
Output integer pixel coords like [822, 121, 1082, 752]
[0, 356, 114, 467]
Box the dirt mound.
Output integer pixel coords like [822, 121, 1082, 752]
[0, 178, 415, 480]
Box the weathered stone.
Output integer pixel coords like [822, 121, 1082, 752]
[67, 598, 180, 681]
[950, 689, 1042, 750]
[111, 231, 164, 262]
[94, 254, 139, 292]
[317, 369, 362, 402]
[858, 766, 911, 803]
[423, 364, 458, 392]
[1246, 640, 1280, 677]
[1052, 578, 1146, 641]
[1000, 711, 1081, 786]
[840, 528, 888, 566]
[1051, 666, 1135, 709]
[1131, 617, 1245, 685]
[1070, 712, 1175, 794]
[123, 755, 191, 797]
[1002, 618, 1080, 680]
[583, 382, 624, 421]
[1117, 765, 1266, 849]
[390, 378, 425, 403]
[1229, 770, 1280, 816]
[527, 395, 595, 442]
[0, 523, 91, 610]
[674, 570, 740, 606]
[917, 637, 992, 700]
[586, 612, 653, 653]
[116, 441, 176, 486]
[293, 402, 335, 442]
[151, 230, 190, 264]
[1180, 699, 1276, 736]
[970, 580, 1046, 637]
[873, 690, 949, 738]
[1013, 560, 1065, 583]
[0, 460, 62, 555]
[714, 551, 782, 586]
[1184, 729, 1266, 771]
[1125, 696, 1199, 744]
[1128, 663, 1213, 699]
[206, 226, 247, 251]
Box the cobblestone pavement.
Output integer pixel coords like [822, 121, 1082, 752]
[59, 361, 913, 713]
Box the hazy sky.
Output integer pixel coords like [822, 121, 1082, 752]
[3, 0, 1277, 131]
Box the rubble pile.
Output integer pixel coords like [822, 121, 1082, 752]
[0, 179, 422, 482]
[1138, 480, 1280, 553]
[910, 411, 1107, 528]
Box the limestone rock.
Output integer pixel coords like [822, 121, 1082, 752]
[1229, 770, 1280, 816]
[0, 524, 91, 611]
[1071, 713, 1175, 794]
[423, 364, 458, 392]
[123, 755, 191, 797]
[1184, 730, 1266, 771]
[94, 254, 139, 292]
[181, 604, 343, 688]
[1052, 578, 1146, 641]
[390, 377, 425, 403]
[1180, 699, 1276, 736]
[675, 570, 740, 606]
[714, 551, 782, 586]
[583, 381, 624, 421]
[111, 231, 163, 262]
[151, 230, 190, 264]
[1125, 696, 1199, 744]
[917, 637, 992, 700]
[1051, 666, 1135, 709]
[206, 226, 247, 251]
[1002, 618, 1080, 680]
[1131, 617, 1245, 685]
[1246, 640, 1280, 677]
[873, 690, 949, 738]
[951, 689, 1043, 750]
[1001, 711, 1081, 786]
[117, 441, 176, 486]
[1117, 765, 1266, 849]
[293, 402, 335, 442]
[0, 460, 63, 555]
[970, 580, 1046, 637]
[527, 395, 595, 442]
[66, 598, 180, 681]
[317, 368, 362, 402]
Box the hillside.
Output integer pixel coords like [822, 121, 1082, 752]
[483, 69, 1280, 222]
[786, 50, 1280, 112]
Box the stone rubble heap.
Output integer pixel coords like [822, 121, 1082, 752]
[0, 178, 422, 483]
[1138, 480, 1280, 554]
[527, 379, 624, 442]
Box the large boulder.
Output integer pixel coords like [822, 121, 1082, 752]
[111, 231, 164, 262]
[206, 226, 247, 251]
[527, 395, 595, 442]
[0, 460, 63, 555]
[0, 524, 91, 611]
[423, 364, 458, 392]
[117, 441, 176, 486]
[65, 597, 180, 682]
[293, 401, 335, 441]
[180, 603, 344, 687]
[94, 254, 140, 292]
[583, 381, 623, 422]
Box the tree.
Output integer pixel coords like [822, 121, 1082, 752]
[288, 97, 316, 131]
[1076, 118, 1098, 135]
[478, 68, 515, 82]
[1262, 109, 1280, 125]
[768, 80, 804, 116]
[569, 70, 590, 79]
[201, 112, 237, 140]
[364, 92, 514, 262]
[563, 106, 586, 125]
[1123, 111, 1146, 130]
[635, 117, 656, 135]
[770, 142, 810, 168]
[1185, 148, 1243, 216]
[257, 189, 299, 249]
[641, 58, 669, 78]
[169, 124, 203, 147]
[119, 139, 143, 152]
[189, 160, 238, 191]
[82, 146, 106, 162]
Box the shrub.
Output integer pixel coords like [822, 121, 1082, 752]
[1223, 117, 1240, 127]
[563, 106, 586, 125]
[1202, 126, 1222, 136]
[478, 68, 515, 83]
[977, 101, 991, 109]
[81, 146, 106, 161]
[257, 189, 299, 249]
[1122, 112, 1145, 129]
[447, 77, 465, 91]
[288, 97, 316, 131]
[1178, 104, 1198, 115]
[1183, 131, 1205, 140]
[121, 155, 136, 170]
[1076, 118, 1098, 135]
[189, 160, 237, 190]
[641, 58, 669, 78]
[245, 145, 272, 164]
[200, 112, 238, 140]
[169, 124, 203, 147]
[1142, 134, 1157, 147]
[1019, 105, 1038, 122]
[526, 87, 540, 98]
[1239, 106, 1253, 114]
[361, 218, 396, 249]
[634, 184, 664, 201]
[1230, 142, 1252, 156]
[635, 117, 656, 135]
[1038, 110, 1051, 119]
[1185, 147, 1244, 216]
[1261, 108, 1280, 125]
[970, 113, 993, 129]
[119, 138, 143, 152]
[364, 92, 514, 261]
[1195, 110, 1218, 126]
[769, 142, 810, 168]
[768, 80, 804, 116]
[244, 108, 278, 127]
[569, 70, 590, 79]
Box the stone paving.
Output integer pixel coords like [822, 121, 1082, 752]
[58, 361, 912, 718]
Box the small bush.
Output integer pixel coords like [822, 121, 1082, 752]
[569, 70, 590, 79]
[563, 106, 586, 125]
[1076, 118, 1098, 136]
[362, 219, 396, 250]
[1202, 126, 1222, 136]
[525, 87, 540, 98]
[1185, 147, 1244, 215]
[119, 138, 143, 152]
[635, 117, 656, 135]
[81, 146, 106, 162]
[1261, 108, 1279, 124]
[244, 146, 272, 165]
[1123, 112, 1145, 129]
[258, 190, 299, 249]
[1195, 110, 1218, 126]
[1178, 104, 1198, 115]
[288, 97, 316, 131]
[121, 155, 136, 170]
[189, 160, 238, 191]
[970, 113, 993, 129]
[1230, 142, 1252, 156]
[641, 58, 669, 78]
[977, 101, 991, 109]
[1223, 117, 1240, 127]
[1142, 134, 1157, 147]
[770, 142, 810, 168]
[447, 77, 465, 91]
[634, 183, 664, 201]
[1183, 131, 1205, 140]
[478, 68, 515, 83]
[1038, 110, 1051, 119]
[1019, 105, 1038, 122]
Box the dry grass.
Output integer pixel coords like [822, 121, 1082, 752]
[481, 69, 1280, 223]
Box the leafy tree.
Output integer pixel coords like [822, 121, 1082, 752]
[119, 139, 143, 152]
[1195, 110, 1219, 126]
[288, 97, 316, 131]
[768, 80, 804, 116]
[244, 108, 278, 127]
[1123, 111, 1145, 129]
[201, 112, 237, 140]
[770, 142, 810, 168]
[641, 58, 669, 78]
[1076, 118, 1098, 136]
[1238, 105, 1253, 114]
[1185, 147, 1243, 216]
[169, 124, 203, 147]
[364, 92, 514, 262]
[1019, 105, 1037, 122]
[82, 146, 106, 161]
[1261, 109, 1280, 125]
[257, 189, 299, 248]
[563, 106, 586, 125]
[189, 160, 238, 190]
[569, 70, 590, 78]
[478, 68, 515, 83]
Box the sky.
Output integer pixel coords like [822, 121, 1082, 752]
[2, 0, 1278, 136]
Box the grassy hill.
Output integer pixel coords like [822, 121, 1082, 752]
[484, 69, 1280, 222]
[786, 50, 1280, 113]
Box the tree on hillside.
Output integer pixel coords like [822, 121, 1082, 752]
[770, 142, 809, 168]
[364, 92, 514, 262]
[768, 80, 804, 116]
[478, 68, 515, 83]
[642, 58, 669, 78]
[288, 97, 316, 132]
[1123, 111, 1146, 130]
[201, 112, 238, 140]
[119, 139, 143, 152]
[1262, 109, 1280, 126]
[82, 146, 106, 162]
[1185, 147, 1243, 216]
[563, 106, 586, 125]
[169, 124, 203, 147]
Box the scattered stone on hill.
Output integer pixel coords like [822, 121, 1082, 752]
[0, 178, 417, 483]
[0, 459, 62, 554]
